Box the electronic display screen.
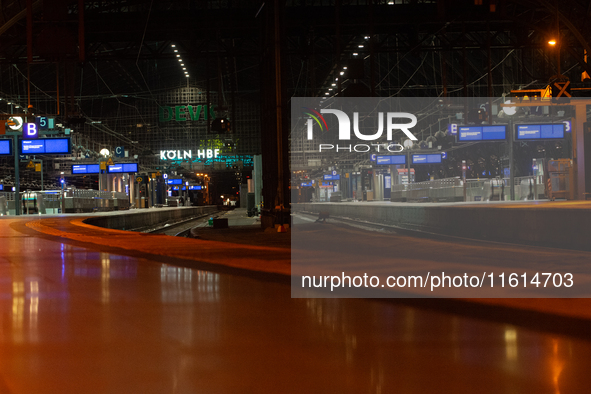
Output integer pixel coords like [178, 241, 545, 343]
[21, 138, 70, 154]
[482, 125, 507, 140]
[188, 185, 203, 190]
[72, 165, 87, 174]
[458, 125, 506, 141]
[72, 164, 101, 174]
[108, 164, 123, 173]
[167, 179, 183, 185]
[458, 126, 482, 141]
[412, 154, 442, 164]
[122, 163, 138, 173]
[0, 185, 3, 190]
[108, 163, 139, 173]
[323, 174, 340, 180]
[0, 140, 10, 155]
[376, 155, 406, 165]
[516, 124, 565, 140]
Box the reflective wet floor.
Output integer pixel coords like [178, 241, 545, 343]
[1, 217, 590, 393]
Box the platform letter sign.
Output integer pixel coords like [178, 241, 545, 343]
[24, 123, 39, 139]
[115, 146, 125, 158]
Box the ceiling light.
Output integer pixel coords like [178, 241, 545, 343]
[548, 40, 557, 46]
[364, 36, 370, 40]
[174, 49, 178, 53]
[183, 68, 186, 70]
[340, 72, 344, 75]
[178, 59, 182, 62]
[325, 92, 329, 95]
[343, 67, 348, 69]
[176, 54, 180, 57]
[186, 75, 190, 78]
[171, 44, 176, 47]
[329, 88, 333, 91]
[181, 64, 184, 66]
[353, 53, 358, 56]
[358, 45, 364, 48]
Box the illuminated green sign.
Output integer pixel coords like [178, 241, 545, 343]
[159, 105, 216, 122]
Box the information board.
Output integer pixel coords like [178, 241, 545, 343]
[21, 138, 70, 154]
[458, 125, 507, 141]
[188, 185, 203, 190]
[108, 163, 138, 173]
[0, 140, 11, 155]
[516, 124, 565, 140]
[375, 155, 406, 165]
[72, 164, 101, 174]
[167, 178, 183, 185]
[323, 174, 340, 180]
[412, 154, 442, 164]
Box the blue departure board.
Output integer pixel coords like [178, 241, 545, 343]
[412, 154, 442, 164]
[108, 163, 138, 173]
[458, 125, 507, 141]
[376, 155, 406, 165]
[0, 140, 10, 155]
[21, 138, 70, 154]
[72, 164, 101, 174]
[516, 124, 565, 140]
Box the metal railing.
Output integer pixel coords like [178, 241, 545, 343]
[63, 189, 130, 213]
[390, 176, 546, 203]
[1, 190, 131, 215]
[391, 177, 463, 202]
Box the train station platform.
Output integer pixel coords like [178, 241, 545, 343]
[1, 205, 590, 392]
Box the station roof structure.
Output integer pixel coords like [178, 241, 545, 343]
[0, 0, 589, 197]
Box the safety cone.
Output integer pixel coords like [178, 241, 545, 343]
[277, 224, 287, 233]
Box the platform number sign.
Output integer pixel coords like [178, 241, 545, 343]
[36, 117, 49, 130]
